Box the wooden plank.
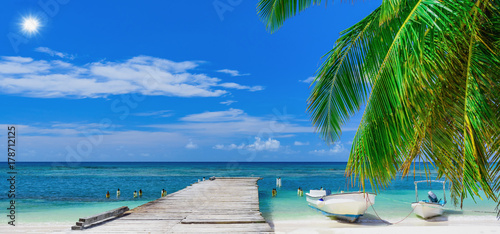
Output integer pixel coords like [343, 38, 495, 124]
[81, 177, 273, 233]
[181, 216, 267, 224]
[169, 223, 273, 233]
[79, 206, 129, 225]
[72, 206, 129, 230]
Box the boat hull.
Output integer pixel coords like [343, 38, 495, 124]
[411, 201, 444, 219]
[308, 205, 362, 222]
[306, 192, 376, 222]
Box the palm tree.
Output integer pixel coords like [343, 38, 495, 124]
[258, 0, 500, 212]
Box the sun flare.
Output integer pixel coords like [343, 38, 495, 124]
[21, 16, 40, 35]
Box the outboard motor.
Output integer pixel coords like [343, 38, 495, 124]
[428, 191, 438, 203]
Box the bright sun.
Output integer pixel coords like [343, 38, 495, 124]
[22, 16, 40, 35]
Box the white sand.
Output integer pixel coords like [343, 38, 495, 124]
[0, 222, 72, 233]
[271, 216, 500, 234]
[1, 217, 498, 233]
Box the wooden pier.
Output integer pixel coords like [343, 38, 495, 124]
[80, 177, 273, 233]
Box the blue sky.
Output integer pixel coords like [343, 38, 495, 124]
[0, 0, 381, 162]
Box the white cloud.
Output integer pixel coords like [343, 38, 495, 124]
[146, 109, 315, 136]
[216, 69, 249, 77]
[0, 56, 51, 74]
[185, 140, 198, 149]
[219, 82, 264, 92]
[299, 76, 316, 83]
[220, 100, 237, 105]
[213, 137, 280, 151]
[35, 47, 74, 59]
[132, 110, 173, 117]
[0, 56, 263, 98]
[0, 123, 187, 146]
[213, 143, 245, 150]
[213, 144, 224, 150]
[180, 108, 245, 122]
[249, 137, 280, 151]
[11, 129, 189, 162]
[275, 134, 296, 138]
[2, 56, 33, 63]
[309, 141, 345, 155]
[294, 141, 310, 146]
[283, 146, 300, 154]
[0, 123, 114, 136]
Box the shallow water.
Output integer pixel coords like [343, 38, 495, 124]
[0, 162, 496, 224]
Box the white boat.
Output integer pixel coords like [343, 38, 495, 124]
[411, 180, 447, 219]
[306, 190, 376, 222]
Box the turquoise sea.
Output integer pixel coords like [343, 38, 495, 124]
[0, 162, 497, 225]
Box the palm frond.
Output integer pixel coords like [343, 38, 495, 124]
[308, 7, 380, 143]
[258, 0, 500, 212]
[346, 0, 461, 189]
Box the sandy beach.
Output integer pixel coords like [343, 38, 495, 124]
[2, 215, 499, 233]
[271, 217, 500, 234]
[2, 220, 499, 233]
[0, 223, 72, 233]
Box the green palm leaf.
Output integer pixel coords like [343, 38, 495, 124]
[258, 0, 324, 33]
[258, 0, 500, 213]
